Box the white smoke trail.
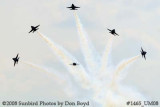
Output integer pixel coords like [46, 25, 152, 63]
[92, 36, 113, 99]
[21, 61, 64, 84]
[37, 32, 91, 89]
[93, 55, 141, 104]
[99, 36, 113, 78]
[21, 61, 77, 98]
[102, 88, 144, 107]
[74, 12, 100, 72]
[111, 55, 140, 87]
[21, 61, 46, 72]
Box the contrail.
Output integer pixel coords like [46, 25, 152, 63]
[111, 55, 140, 87]
[99, 36, 113, 78]
[37, 32, 91, 89]
[21, 61, 64, 84]
[21, 61, 77, 98]
[74, 12, 100, 72]
[21, 61, 46, 72]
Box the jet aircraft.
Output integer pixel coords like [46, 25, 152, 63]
[70, 62, 79, 66]
[67, 4, 80, 10]
[12, 54, 19, 66]
[29, 25, 40, 33]
[107, 29, 119, 36]
[140, 47, 147, 60]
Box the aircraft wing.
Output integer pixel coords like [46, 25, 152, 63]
[16, 54, 19, 58]
[75, 6, 80, 8]
[14, 61, 16, 66]
[29, 29, 33, 33]
[115, 33, 119, 36]
[67, 7, 72, 8]
[35, 25, 40, 28]
[144, 55, 146, 60]
[107, 29, 112, 31]
[71, 9, 77, 10]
